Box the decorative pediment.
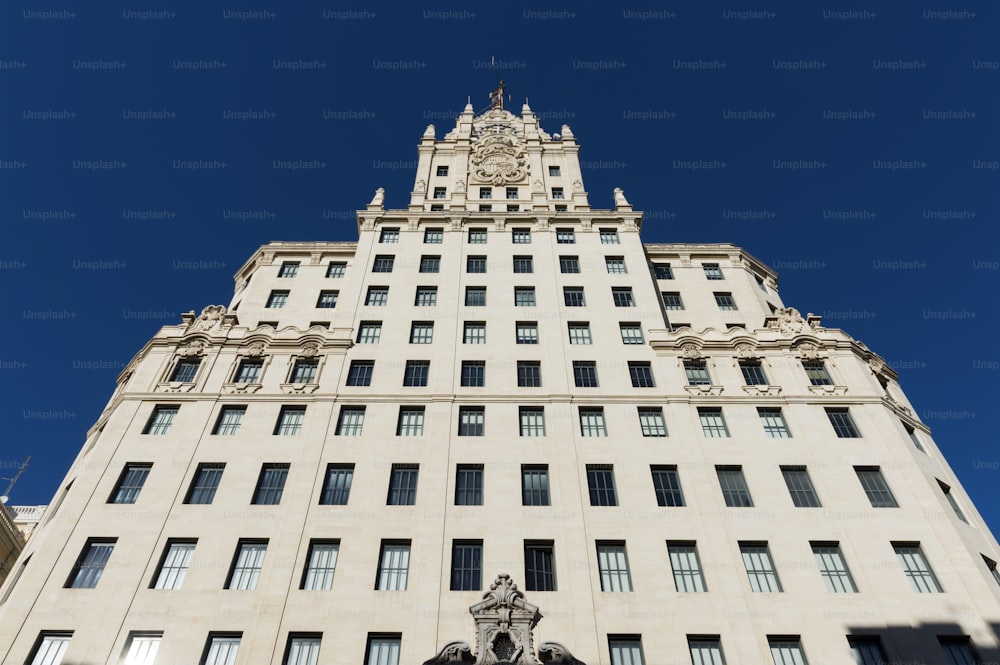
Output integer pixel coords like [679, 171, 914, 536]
[765, 307, 822, 335]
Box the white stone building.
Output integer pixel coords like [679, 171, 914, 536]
[1, 100, 999, 665]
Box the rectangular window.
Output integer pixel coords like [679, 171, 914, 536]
[568, 322, 592, 344]
[653, 263, 673, 279]
[803, 360, 833, 385]
[233, 358, 263, 383]
[432, 203, 445, 211]
[551, 187, 565, 199]
[759, 408, 791, 438]
[308, 321, 329, 329]
[122, 634, 162, 665]
[519, 407, 546, 436]
[186, 463, 224, 504]
[366, 636, 401, 665]
[28, 633, 72, 665]
[670, 322, 690, 332]
[904, 423, 926, 452]
[377, 541, 410, 590]
[301, 541, 339, 591]
[855, 467, 898, 507]
[347, 360, 374, 386]
[717, 466, 753, 507]
[266, 290, 289, 308]
[506, 187, 519, 199]
[419, 255, 440, 273]
[415, 286, 437, 306]
[699, 407, 729, 438]
[514, 287, 536, 306]
[66, 539, 116, 588]
[587, 465, 618, 506]
[559, 256, 580, 273]
[212, 406, 246, 436]
[410, 321, 434, 344]
[451, 540, 483, 591]
[433, 165, 448, 177]
[396, 407, 425, 436]
[714, 292, 737, 310]
[597, 543, 632, 592]
[110, 463, 152, 504]
[466, 255, 487, 273]
[433, 187, 446, 199]
[512, 228, 531, 244]
[372, 255, 394, 273]
[479, 187, 492, 199]
[319, 464, 353, 505]
[651, 466, 684, 506]
[812, 542, 857, 593]
[629, 362, 655, 387]
[387, 465, 419, 505]
[668, 542, 707, 592]
[579, 407, 607, 437]
[512, 255, 533, 273]
[827, 408, 861, 437]
[894, 543, 942, 592]
[661, 292, 684, 310]
[335, 406, 365, 435]
[688, 637, 725, 665]
[605, 257, 627, 274]
[549, 166, 561, 176]
[599, 229, 620, 244]
[463, 321, 486, 344]
[522, 466, 550, 506]
[781, 467, 820, 507]
[524, 541, 556, 590]
[326, 261, 346, 278]
[380, 228, 399, 243]
[573, 361, 599, 387]
[170, 359, 200, 382]
[938, 480, 969, 523]
[365, 286, 389, 306]
[226, 541, 267, 590]
[153, 540, 195, 590]
[468, 227, 487, 243]
[403, 360, 429, 387]
[465, 287, 487, 306]
[939, 637, 980, 665]
[703, 263, 723, 280]
[611, 287, 634, 307]
[848, 637, 888, 665]
[284, 634, 322, 665]
[290, 359, 318, 383]
[638, 408, 667, 437]
[458, 406, 485, 436]
[554, 204, 567, 212]
[556, 228, 575, 243]
[424, 228, 443, 243]
[767, 638, 807, 665]
[740, 360, 768, 385]
[252, 464, 289, 505]
[516, 321, 538, 343]
[461, 360, 485, 387]
[740, 542, 782, 592]
[143, 405, 178, 435]
[684, 360, 711, 385]
[455, 465, 484, 506]
[619, 323, 644, 344]
[274, 406, 305, 435]
[517, 361, 542, 387]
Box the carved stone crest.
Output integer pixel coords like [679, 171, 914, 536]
[735, 343, 755, 359]
[300, 342, 320, 358]
[795, 341, 820, 360]
[680, 342, 702, 359]
[470, 135, 527, 185]
[245, 341, 267, 357]
[179, 340, 207, 357]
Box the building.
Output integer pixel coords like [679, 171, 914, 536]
[1, 98, 999, 665]
[0, 503, 26, 590]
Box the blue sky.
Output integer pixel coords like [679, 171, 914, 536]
[1, 3, 998, 533]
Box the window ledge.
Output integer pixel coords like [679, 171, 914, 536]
[684, 385, 724, 396]
[742, 385, 783, 396]
[222, 382, 262, 394]
[807, 384, 848, 396]
[280, 383, 319, 395]
[155, 381, 195, 393]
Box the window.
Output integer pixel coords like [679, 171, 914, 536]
[432, 203, 445, 211]
[714, 292, 737, 310]
[461, 361, 485, 387]
[326, 261, 346, 277]
[516, 321, 538, 343]
[717, 467, 753, 506]
[465, 287, 486, 306]
[848, 637, 888, 665]
[410, 321, 434, 344]
[651, 466, 684, 506]
[652, 263, 673, 279]
[684, 360, 711, 385]
[573, 361, 599, 387]
[549, 165, 561, 176]
[596, 543, 632, 592]
[372, 255, 394, 273]
[638, 408, 667, 437]
[415, 286, 437, 306]
[629, 362, 655, 387]
[424, 228, 443, 243]
[855, 467, 898, 507]
[226, 541, 266, 590]
[252, 464, 289, 505]
[512, 228, 531, 244]
[380, 227, 399, 243]
[436, 165, 448, 176]
[377, 541, 410, 590]
[556, 206, 568, 213]
[524, 541, 556, 590]
[387, 465, 418, 505]
[516, 407, 546, 437]
[455, 465, 483, 506]
[202, 635, 241, 665]
[433, 187, 446, 199]
[273, 405, 305, 435]
[759, 408, 791, 438]
[507, 204, 519, 211]
[505, 186, 519, 199]
[939, 637, 981, 665]
[781, 467, 820, 507]
[559, 256, 580, 273]
[563, 287, 585, 308]
[556, 228, 575, 243]
[396, 407, 425, 436]
[266, 290, 289, 308]
[309, 321, 329, 329]
[153, 540, 195, 590]
[366, 286, 389, 306]
[827, 408, 861, 437]
[468, 227, 487, 243]
[479, 187, 492, 199]
[419, 255, 440, 273]
[258, 321, 278, 328]
[514, 287, 536, 306]
[319, 464, 353, 505]
[517, 361, 542, 387]
[170, 359, 200, 382]
[740, 543, 782, 592]
[606, 257, 627, 274]
[186, 464, 224, 504]
[600, 229, 620, 244]
[668, 542, 707, 592]
[579, 407, 607, 436]
[703, 263, 723, 280]
[670, 322, 690, 332]
[451, 540, 483, 590]
[28, 633, 72, 665]
[522, 466, 550, 506]
[347, 360, 374, 386]
[904, 423, 926, 452]
[812, 543, 857, 593]
[513, 255, 533, 273]
[232, 358, 263, 384]
[612, 287, 635, 307]
[143, 405, 178, 435]
[803, 360, 833, 385]
[458, 406, 485, 436]
[335, 406, 365, 435]
[467, 255, 487, 273]
[660, 292, 684, 310]
[688, 637, 725, 665]
[551, 187, 564, 199]
[110, 463, 152, 504]
[937, 480, 968, 523]
[740, 360, 768, 385]
[894, 544, 942, 592]
[122, 634, 162, 665]
[66, 539, 116, 588]
[403, 360, 429, 387]
[767, 638, 807, 665]
[698, 408, 729, 437]
[587, 466, 618, 506]
[213, 407, 245, 437]
[290, 359, 318, 384]
[366, 636, 401, 665]
[619, 322, 643, 344]
[457, 322, 484, 345]
[568, 322, 592, 344]
[285, 635, 322, 665]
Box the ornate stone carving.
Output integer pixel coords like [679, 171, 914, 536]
[280, 383, 319, 395]
[680, 342, 702, 359]
[538, 643, 586, 665]
[300, 342, 320, 358]
[368, 188, 385, 207]
[795, 341, 820, 360]
[532, 179, 543, 192]
[767, 307, 821, 335]
[455, 179, 467, 192]
[470, 134, 527, 185]
[245, 341, 267, 357]
[222, 383, 262, 394]
[735, 343, 755, 359]
[572, 179, 583, 192]
[867, 356, 886, 376]
[187, 305, 236, 334]
[424, 642, 474, 664]
[179, 340, 207, 357]
[415, 179, 426, 193]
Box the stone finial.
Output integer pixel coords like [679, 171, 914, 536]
[424, 124, 436, 138]
[560, 125, 574, 139]
[368, 188, 385, 208]
[613, 187, 632, 210]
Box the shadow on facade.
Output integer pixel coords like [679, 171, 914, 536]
[846, 621, 999, 664]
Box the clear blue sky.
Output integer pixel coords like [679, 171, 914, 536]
[2, 3, 998, 534]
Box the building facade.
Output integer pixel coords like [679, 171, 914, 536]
[1, 102, 999, 665]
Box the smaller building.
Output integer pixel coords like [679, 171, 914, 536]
[0, 503, 26, 588]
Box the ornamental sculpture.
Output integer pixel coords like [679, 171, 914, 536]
[470, 133, 528, 186]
